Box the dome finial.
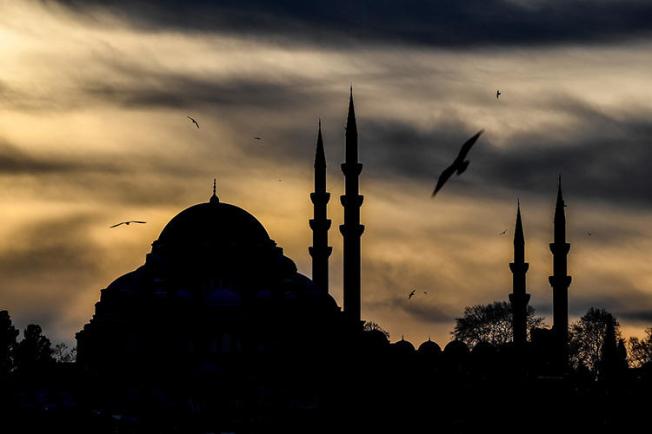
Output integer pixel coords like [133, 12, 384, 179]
[210, 178, 219, 204]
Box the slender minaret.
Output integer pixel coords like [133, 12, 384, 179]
[509, 201, 530, 346]
[549, 176, 572, 361]
[340, 88, 364, 324]
[309, 120, 332, 294]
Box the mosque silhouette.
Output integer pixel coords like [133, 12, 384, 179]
[2, 91, 650, 433]
[77, 89, 573, 373]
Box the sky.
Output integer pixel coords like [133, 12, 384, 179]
[1, 0, 652, 346]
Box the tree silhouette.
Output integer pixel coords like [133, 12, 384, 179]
[363, 321, 390, 339]
[628, 328, 652, 368]
[452, 301, 544, 347]
[0, 311, 19, 376]
[569, 307, 620, 374]
[53, 343, 77, 363]
[598, 319, 628, 380]
[14, 324, 54, 373]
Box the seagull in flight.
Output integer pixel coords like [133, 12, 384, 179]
[431, 130, 484, 198]
[408, 290, 416, 300]
[187, 116, 199, 128]
[110, 221, 147, 228]
[496, 90, 501, 99]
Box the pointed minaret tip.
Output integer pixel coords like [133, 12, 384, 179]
[556, 174, 565, 207]
[315, 119, 326, 167]
[346, 86, 357, 127]
[514, 200, 525, 244]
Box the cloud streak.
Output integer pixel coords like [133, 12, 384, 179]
[53, 0, 652, 48]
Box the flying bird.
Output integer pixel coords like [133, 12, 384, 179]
[423, 291, 428, 295]
[499, 229, 508, 235]
[110, 221, 147, 228]
[496, 90, 501, 99]
[431, 130, 484, 198]
[187, 116, 199, 128]
[408, 290, 416, 300]
[254, 137, 262, 140]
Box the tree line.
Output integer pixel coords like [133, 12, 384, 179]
[452, 301, 652, 374]
[0, 310, 75, 378]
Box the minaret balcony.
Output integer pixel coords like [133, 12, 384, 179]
[548, 275, 572, 288]
[549, 242, 571, 254]
[309, 219, 332, 230]
[339, 224, 365, 237]
[310, 192, 331, 204]
[340, 195, 364, 207]
[341, 162, 363, 176]
[309, 246, 333, 257]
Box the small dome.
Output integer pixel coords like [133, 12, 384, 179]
[418, 339, 442, 355]
[444, 340, 470, 356]
[391, 338, 416, 354]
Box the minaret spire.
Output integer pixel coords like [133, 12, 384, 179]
[309, 120, 332, 294]
[340, 88, 364, 325]
[549, 176, 571, 367]
[509, 200, 530, 346]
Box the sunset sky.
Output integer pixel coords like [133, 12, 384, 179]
[2, 0, 652, 346]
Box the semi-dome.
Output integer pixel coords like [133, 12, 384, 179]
[157, 193, 271, 250]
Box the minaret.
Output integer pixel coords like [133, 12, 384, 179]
[309, 120, 332, 294]
[509, 201, 530, 346]
[340, 88, 364, 324]
[549, 176, 571, 361]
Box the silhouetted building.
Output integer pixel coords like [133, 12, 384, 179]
[76, 185, 343, 377]
[340, 88, 364, 325]
[309, 120, 332, 295]
[549, 176, 572, 366]
[509, 201, 530, 346]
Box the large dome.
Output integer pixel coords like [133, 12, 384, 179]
[157, 194, 271, 249]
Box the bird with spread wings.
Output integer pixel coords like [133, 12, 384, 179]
[110, 221, 147, 228]
[187, 116, 200, 128]
[431, 130, 484, 197]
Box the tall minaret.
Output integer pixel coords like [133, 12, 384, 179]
[340, 88, 364, 324]
[509, 201, 530, 346]
[549, 177, 572, 359]
[309, 120, 332, 294]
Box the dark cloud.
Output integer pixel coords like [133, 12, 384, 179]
[84, 75, 321, 110]
[0, 140, 117, 174]
[620, 310, 652, 323]
[353, 102, 652, 210]
[0, 139, 208, 206]
[53, 0, 652, 47]
[0, 214, 105, 336]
